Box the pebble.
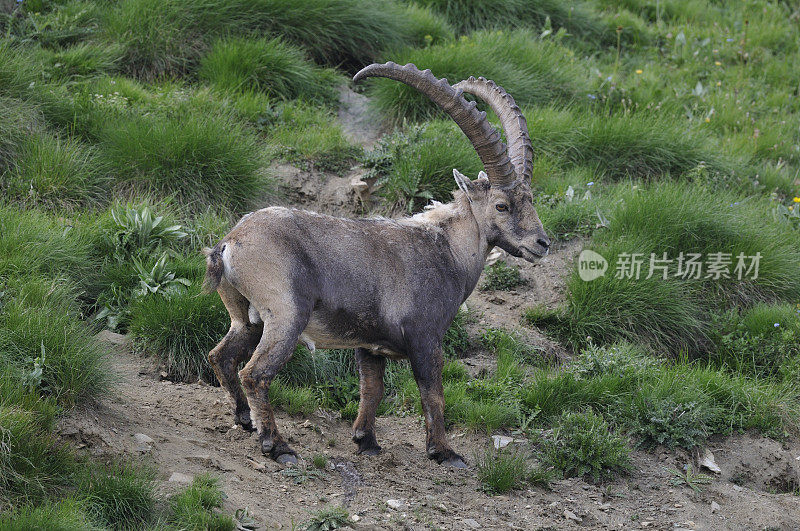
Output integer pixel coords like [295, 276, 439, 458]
[564, 510, 582, 523]
[168, 472, 193, 484]
[492, 435, 514, 449]
[463, 518, 480, 529]
[710, 501, 721, 514]
[386, 499, 405, 510]
[598, 503, 612, 511]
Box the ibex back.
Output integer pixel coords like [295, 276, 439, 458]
[204, 62, 550, 467]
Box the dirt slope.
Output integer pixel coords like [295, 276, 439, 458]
[61, 334, 800, 531]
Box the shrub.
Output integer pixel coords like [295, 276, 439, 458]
[168, 474, 234, 531]
[480, 261, 526, 291]
[476, 449, 530, 494]
[362, 121, 481, 211]
[100, 110, 266, 212]
[542, 410, 631, 482]
[710, 305, 800, 378]
[617, 396, 715, 450]
[301, 505, 349, 531]
[199, 37, 338, 103]
[367, 30, 587, 123]
[128, 284, 229, 383]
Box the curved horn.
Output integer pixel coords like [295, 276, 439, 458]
[354, 62, 516, 186]
[453, 76, 532, 183]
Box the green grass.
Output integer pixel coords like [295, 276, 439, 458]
[263, 101, 358, 173]
[367, 29, 588, 123]
[0, 498, 101, 531]
[128, 282, 229, 384]
[414, 0, 603, 40]
[167, 474, 234, 531]
[100, 109, 267, 212]
[80, 461, 156, 529]
[480, 261, 526, 291]
[199, 37, 339, 104]
[0, 277, 108, 407]
[2, 132, 108, 210]
[401, 3, 455, 46]
[362, 121, 482, 210]
[300, 505, 349, 531]
[475, 449, 531, 494]
[527, 182, 800, 353]
[101, 0, 411, 79]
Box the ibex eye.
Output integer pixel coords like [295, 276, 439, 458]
[495, 204, 508, 212]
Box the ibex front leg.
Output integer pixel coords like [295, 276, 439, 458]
[353, 348, 385, 455]
[409, 345, 467, 468]
[239, 305, 310, 464]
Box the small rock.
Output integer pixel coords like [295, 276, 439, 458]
[247, 458, 266, 472]
[436, 503, 447, 513]
[640, 522, 653, 528]
[548, 501, 559, 508]
[159, 371, 169, 380]
[134, 433, 155, 445]
[95, 330, 127, 345]
[563, 510, 582, 523]
[168, 472, 193, 484]
[732, 484, 744, 492]
[710, 501, 721, 514]
[598, 503, 611, 511]
[463, 518, 480, 529]
[699, 448, 721, 474]
[350, 515, 361, 523]
[386, 499, 405, 510]
[492, 435, 514, 450]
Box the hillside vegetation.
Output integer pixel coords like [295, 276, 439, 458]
[1, 0, 799, 526]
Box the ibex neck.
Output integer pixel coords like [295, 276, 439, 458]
[414, 200, 490, 300]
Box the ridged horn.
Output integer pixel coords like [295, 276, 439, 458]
[453, 76, 532, 183]
[353, 62, 516, 186]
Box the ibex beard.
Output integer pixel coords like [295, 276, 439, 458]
[203, 62, 550, 467]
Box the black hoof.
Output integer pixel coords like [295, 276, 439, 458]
[357, 445, 382, 456]
[276, 453, 298, 465]
[429, 448, 467, 468]
[442, 456, 468, 468]
[353, 431, 381, 456]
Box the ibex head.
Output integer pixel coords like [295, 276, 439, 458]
[354, 63, 550, 261]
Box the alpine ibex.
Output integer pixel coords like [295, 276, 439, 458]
[203, 62, 550, 467]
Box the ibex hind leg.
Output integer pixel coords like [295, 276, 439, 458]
[353, 348, 386, 456]
[209, 279, 263, 431]
[409, 345, 467, 468]
[239, 301, 312, 464]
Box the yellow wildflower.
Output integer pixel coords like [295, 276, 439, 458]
[704, 117, 711, 123]
[715, 61, 722, 66]
[635, 69, 643, 74]
[793, 197, 800, 203]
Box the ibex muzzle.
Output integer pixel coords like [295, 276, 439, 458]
[204, 62, 548, 467]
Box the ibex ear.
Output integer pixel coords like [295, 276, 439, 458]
[477, 170, 489, 183]
[453, 169, 474, 203]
